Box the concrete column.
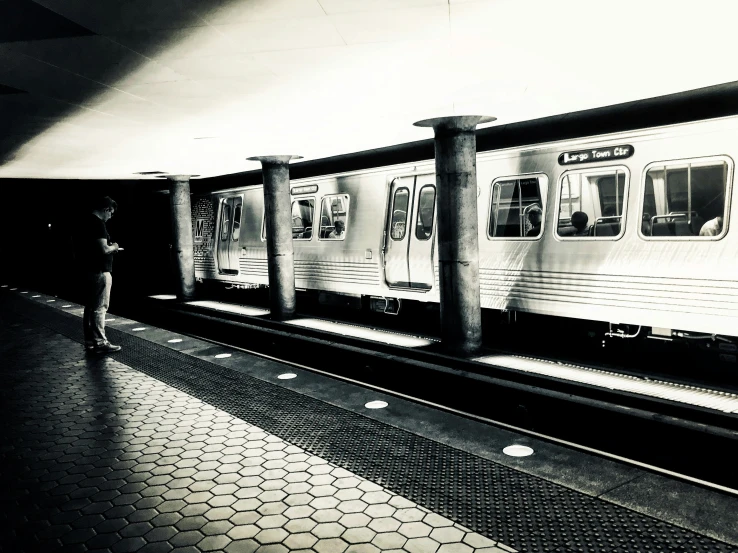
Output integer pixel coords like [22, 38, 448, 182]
[414, 115, 495, 355]
[247, 155, 302, 321]
[167, 175, 197, 300]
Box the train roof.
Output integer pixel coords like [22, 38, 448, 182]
[197, 81, 738, 194]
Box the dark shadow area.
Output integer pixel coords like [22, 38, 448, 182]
[1, 179, 175, 309]
[0, 0, 243, 165]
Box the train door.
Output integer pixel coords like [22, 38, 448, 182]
[384, 174, 436, 290]
[216, 195, 243, 275]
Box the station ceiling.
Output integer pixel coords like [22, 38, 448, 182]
[1, 0, 738, 181]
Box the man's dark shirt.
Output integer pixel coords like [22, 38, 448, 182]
[75, 213, 113, 273]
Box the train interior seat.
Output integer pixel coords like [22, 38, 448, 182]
[320, 216, 333, 238]
[652, 215, 704, 236]
[592, 222, 621, 236]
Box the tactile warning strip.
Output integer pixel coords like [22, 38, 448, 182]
[14, 299, 738, 553]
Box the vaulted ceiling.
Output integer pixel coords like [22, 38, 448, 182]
[1, 0, 737, 180]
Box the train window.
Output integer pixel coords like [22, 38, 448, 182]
[415, 186, 436, 240]
[488, 176, 545, 239]
[292, 198, 315, 240]
[390, 188, 410, 240]
[220, 202, 231, 241]
[319, 194, 350, 240]
[231, 204, 241, 242]
[641, 157, 731, 239]
[556, 167, 629, 239]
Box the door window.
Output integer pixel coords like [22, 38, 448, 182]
[415, 186, 436, 240]
[231, 203, 241, 242]
[390, 188, 410, 240]
[220, 202, 231, 241]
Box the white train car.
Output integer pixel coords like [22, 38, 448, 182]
[191, 115, 738, 341]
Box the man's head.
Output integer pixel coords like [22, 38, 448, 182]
[92, 196, 118, 222]
[571, 211, 588, 231]
[527, 206, 542, 225]
[334, 220, 345, 234]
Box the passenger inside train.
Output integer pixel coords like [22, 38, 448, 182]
[526, 205, 542, 237]
[699, 216, 723, 236]
[571, 211, 590, 235]
[644, 160, 727, 237]
[328, 220, 345, 239]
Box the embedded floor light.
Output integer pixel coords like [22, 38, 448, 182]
[365, 401, 388, 409]
[62, 305, 72, 308]
[150, 294, 177, 300]
[32, 295, 40, 298]
[277, 373, 297, 380]
[47, 300, 55, 302]
[186, 300, 269, 317]
[132, 327, 146, 331]
[168, 339, 183, 343]
[1, 285, 7, 288]
[106, 319, 116, 322]
[214, 353, 231, 359]
[286, 318, 435, 348]
[21, 291, 28, 294]
[503, 445, 534, 457]
[10, 288, 17, 290]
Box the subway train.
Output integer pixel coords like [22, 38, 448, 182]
[190, 114, 738, 344]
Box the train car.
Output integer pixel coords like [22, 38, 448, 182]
[190, 114, 738, 343]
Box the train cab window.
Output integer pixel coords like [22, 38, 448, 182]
[220, 202, 231, 241]
[390, 188, 410, 240]
[488, 175, 546, 238]
[641, 157, 732, 239]
[415, 185, 436, 240]
[292, 198, 315, 240]
[319, 194, 350, 240]
[556, 167, 628, 239]
[231, 204, 241, 242]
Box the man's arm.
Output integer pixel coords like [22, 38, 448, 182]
[97, 238, 119, 254]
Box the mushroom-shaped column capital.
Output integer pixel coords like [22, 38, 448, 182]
[247, 155, 303, 166]
[161, 174, 200, 183]
[414, 115, 496, 134]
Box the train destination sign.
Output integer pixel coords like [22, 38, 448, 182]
[558, 145, 634, 165]
[291, 184, 318, 195]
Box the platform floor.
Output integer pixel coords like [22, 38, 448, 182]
[2, 289, 738, 553]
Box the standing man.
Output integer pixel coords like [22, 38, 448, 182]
[76, 196, 122, 353]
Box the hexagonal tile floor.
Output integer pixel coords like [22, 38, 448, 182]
[3, 291, 737, 553]
[0, 304, 513, 553]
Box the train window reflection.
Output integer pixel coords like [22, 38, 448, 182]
[489, 176, 545, 239]
[319, 194, 350, 240]
[556, 167, 628, 239]
[415, 186, 436, 240]
[391, 188, 410, 240]
[642, 158, 731, 239]
[292, 198, 315, 240]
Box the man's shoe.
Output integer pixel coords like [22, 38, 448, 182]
[94, 342, 122, 353]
